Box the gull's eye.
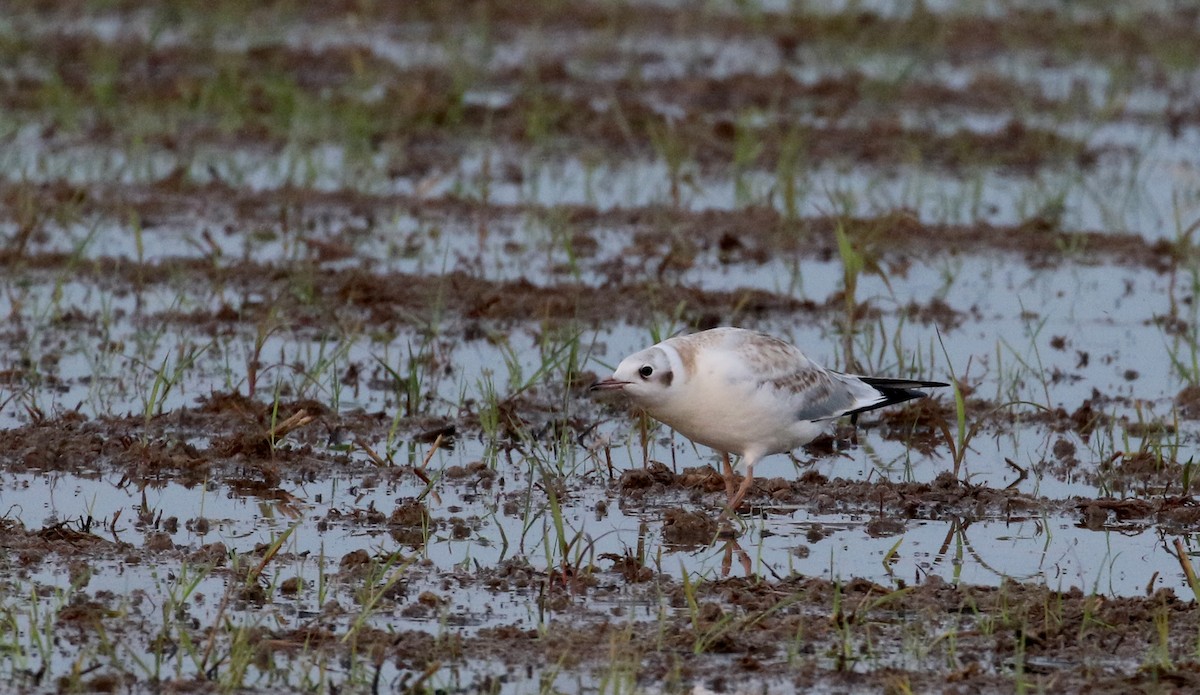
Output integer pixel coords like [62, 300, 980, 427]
[638, 365, 654, 379]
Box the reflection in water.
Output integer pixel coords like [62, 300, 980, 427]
[720, 537, 753, 578]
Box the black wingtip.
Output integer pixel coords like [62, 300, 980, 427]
[848, 376, 947, 418]
[858, 377, 949, 390]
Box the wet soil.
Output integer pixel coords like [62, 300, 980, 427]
[4, 1, 1200, 693]
[5, 180, 1187, 265]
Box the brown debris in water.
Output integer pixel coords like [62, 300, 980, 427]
[3, 3, 1199, 692]
[662, 508, 719, 548]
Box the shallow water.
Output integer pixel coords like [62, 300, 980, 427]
[4, 1, 1200, 691]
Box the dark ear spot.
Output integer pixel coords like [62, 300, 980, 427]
[662, 370, 673, 387]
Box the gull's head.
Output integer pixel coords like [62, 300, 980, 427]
[589, 347, 676, 407]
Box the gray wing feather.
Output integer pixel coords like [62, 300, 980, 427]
[722, 331, 871, 422]
[769, 369, 863, 421]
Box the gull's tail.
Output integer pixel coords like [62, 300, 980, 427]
[847, 376, 948, 423]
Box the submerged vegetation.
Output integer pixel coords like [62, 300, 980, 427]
[1, 0, 1200, 692]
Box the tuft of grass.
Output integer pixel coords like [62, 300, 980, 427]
[646, 119, 695, 209]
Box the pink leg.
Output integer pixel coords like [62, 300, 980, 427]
[721, 452, 736, 500]
[727, 465, 754, 511]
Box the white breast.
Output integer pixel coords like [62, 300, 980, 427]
[644, 340, 830, 461]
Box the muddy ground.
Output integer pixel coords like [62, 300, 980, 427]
[3, 1, 1200, 693]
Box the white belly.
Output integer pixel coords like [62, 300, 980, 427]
[647, 377, 828, 462]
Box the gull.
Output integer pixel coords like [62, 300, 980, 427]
[590, 327, 946, 511]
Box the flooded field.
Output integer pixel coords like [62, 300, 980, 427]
[3, 1, 1200, 692]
